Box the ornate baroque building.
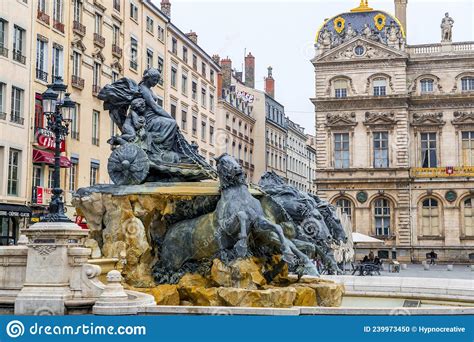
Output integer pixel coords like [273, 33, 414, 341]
[312, 0, 474, 262]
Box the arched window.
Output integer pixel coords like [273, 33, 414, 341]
[463, 198, 474, 236]
[461, 77, 474, 91]
[420, 79, 434, 93]
[374, 198, 391, 236]
[336, 198, 352, 220]
[334, 79, 348, 98]
[421, 198, 440, 236]
[373, 78, 387, 96]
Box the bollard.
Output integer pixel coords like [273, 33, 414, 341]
[401, 264, 407, 270]
[447, 264, 453, 271]
[423, 263, 430, 270]
[471, 265, 474, 272]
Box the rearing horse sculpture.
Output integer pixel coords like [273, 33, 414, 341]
[155, 154, 319, 282]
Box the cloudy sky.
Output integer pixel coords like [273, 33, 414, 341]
[156, 0, 474, 134]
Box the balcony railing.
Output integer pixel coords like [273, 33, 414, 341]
[37, 10, 50, 25]
[0, 112, 6, 120]
[71, 75, 84, 89]
[411, 167, 474, 178]
[112, 44, 122, 58]
[12, 50, 26, 64]
[53, 19, 64, 33]
[130, 60, 138, 70]
[94, 33, 105, 47]
[71, 131, 80, 140]
[92, 84, 101, 96]
[73, 20, 86, 36]
[0, 45, 8, 58]
[10, 115, 24, 125]
[35, 68, 48, 82]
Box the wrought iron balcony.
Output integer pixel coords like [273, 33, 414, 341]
[53, 19, 64, 33]
[130, 60, 138, 70]
[10, 114, 24, 125]
[12, 50, 26, 64]
[411, 167, 474, 178]
[37, 10, 50, 25]
[112, 44, 122, 58]
[35, 68, 48, 82]
[94, 33, 105, 47]
[92, 84, 101, 96]
[0, 45, 8, 57]
[71, 75, 84, 90]
[73, 20, 86, 36]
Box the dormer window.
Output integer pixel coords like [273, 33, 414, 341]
[461, 77, 474, 91]
[334, 79, 348, 98]
[420, 79, 434, 93]
[373, 78, 386, 96]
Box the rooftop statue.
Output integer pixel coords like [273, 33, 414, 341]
[98, 68, 216, 185]
[441, 12, 454, 42]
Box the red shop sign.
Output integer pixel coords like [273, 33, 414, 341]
[36, 128, 66, 152]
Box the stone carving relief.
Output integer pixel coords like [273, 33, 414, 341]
[71, 37, 86, 52]
[364, 111, 397, 129]
[33, 245, 57, 256]
[452, 111, 474, 129]
[411, 112, 445, 130]
[326, 112, 357, 129]
[320, 40, 403, 63]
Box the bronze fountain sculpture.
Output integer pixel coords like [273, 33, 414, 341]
[75, 68, 349, 287]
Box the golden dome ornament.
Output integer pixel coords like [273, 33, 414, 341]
[374, 13, 386, 31]
[334, 16, 346, 34]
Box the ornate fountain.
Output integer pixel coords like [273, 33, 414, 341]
[72, 68, 349, 308]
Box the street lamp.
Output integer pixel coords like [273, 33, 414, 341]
[41, 78, 75, 223]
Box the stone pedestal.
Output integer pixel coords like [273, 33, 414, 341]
[14, 222, 90, 315]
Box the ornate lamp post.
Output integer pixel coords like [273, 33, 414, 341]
[41, 78, 75, 222]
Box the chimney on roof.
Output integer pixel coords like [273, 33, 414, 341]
[212, 54, 220, 65]
[264, 66, 275, 98]
[186, 31, 198, 44]
[244, 52, 255, 89]
[220, 57, 232, 89]
[160, 0, 171, 18]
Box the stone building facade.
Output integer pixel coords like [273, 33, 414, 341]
[216, 56, 257, 182]
[23, 0, 220, 222]
[306, 134, 317, 195]
[286, 118, 308, 191]
[312, 0, 474, 262]
[0, 0, 34, 243]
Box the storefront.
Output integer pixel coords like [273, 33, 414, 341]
[0, 204, 32, 245]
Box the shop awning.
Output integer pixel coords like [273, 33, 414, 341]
[0, 204, 32, 218]
[33, 149, 71, 168]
